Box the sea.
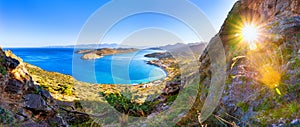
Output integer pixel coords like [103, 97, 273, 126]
[5, 48, 167, 84]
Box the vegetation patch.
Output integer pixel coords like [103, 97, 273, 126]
[100, 91, 153, 117]
[291, 58, 300, 69]
[253, 97, 275, 112]
[24, 63, 78, 101]
[281, 48, 294, 61]
[296, 32, 300, 39]
[237, 102, 249, 113]
[0, 66, 6, 75]
[166, 95, 178, 103]
[0, 107, 15, 126]
[255, 101, 300, 125]
[0, 56, 6, 75]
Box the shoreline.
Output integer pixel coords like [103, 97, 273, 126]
[133, 59, 170, 88]
[131, 52, 178, 88]
[76, 49, 173, 86]
[24, 49, 179, 96]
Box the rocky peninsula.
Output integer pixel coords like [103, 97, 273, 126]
[144, 52, 172, 59]
[77, 48, 138, 60]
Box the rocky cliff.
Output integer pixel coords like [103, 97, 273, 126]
[181, 0, 300, 126]
[0, 49, 68, 127]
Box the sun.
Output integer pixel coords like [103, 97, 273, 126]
[240, 24, 261, 50]
[242, 24, 259, 42]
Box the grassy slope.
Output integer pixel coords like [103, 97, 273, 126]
[24, 58, 183, 126]
[24, 58, 179, 102]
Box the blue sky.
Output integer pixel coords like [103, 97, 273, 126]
[0, 0, 237, 47]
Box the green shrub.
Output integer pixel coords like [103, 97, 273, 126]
[288, 102, 298, 113]
[296, 33, 300, 39]
[100, 92, 153, 117]
[292, 58, 300, 69]
[281, 48, 294, 61]
[0, 66, 6, 75]
[62, 85, 73, 96]
[166, 95, 177, 103]
[0, 107, 15, 125]
[237, 102, 249, 112]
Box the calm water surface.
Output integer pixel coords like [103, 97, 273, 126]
[6, 48, 166, 84]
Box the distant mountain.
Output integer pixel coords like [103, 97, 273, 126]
[148, 42, 207, 58]
[45, 43, 120, 49]
[45, 42, 207, 58]
[45, 43, 156, 49]
[45, 43, 207, 51]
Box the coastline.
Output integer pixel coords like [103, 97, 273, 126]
[130, 51, 179, 89]
[1, 46, 181, 127]
[8, 48, 168, 84]
[24, 50, 180, 100]
[133, 58, 176, 89]
[6, 48, 182, 126]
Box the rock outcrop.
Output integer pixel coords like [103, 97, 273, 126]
[0, 49, 68, 127]
[182, 0, 300, 126]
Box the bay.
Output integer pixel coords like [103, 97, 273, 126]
[6, 48, 166, 84]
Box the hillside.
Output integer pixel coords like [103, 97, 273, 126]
[149, 43, 206, 59]
[179, 0, 300, 126]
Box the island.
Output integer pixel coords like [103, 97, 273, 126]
[144, 52, 172, 59]
[77, 48, 138, 60]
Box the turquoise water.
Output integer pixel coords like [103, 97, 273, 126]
[6, 48, 166, 84]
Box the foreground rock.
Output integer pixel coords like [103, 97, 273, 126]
[77, 48, 138, 60]
[0, 49, 68, 126]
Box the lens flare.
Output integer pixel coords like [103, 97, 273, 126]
[241, 24, 261, 50]
[249, 42, 257, 50]
[259, 66, 281, 89]
[242, 24, 258, 42]
[227, 11, 284, 94]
